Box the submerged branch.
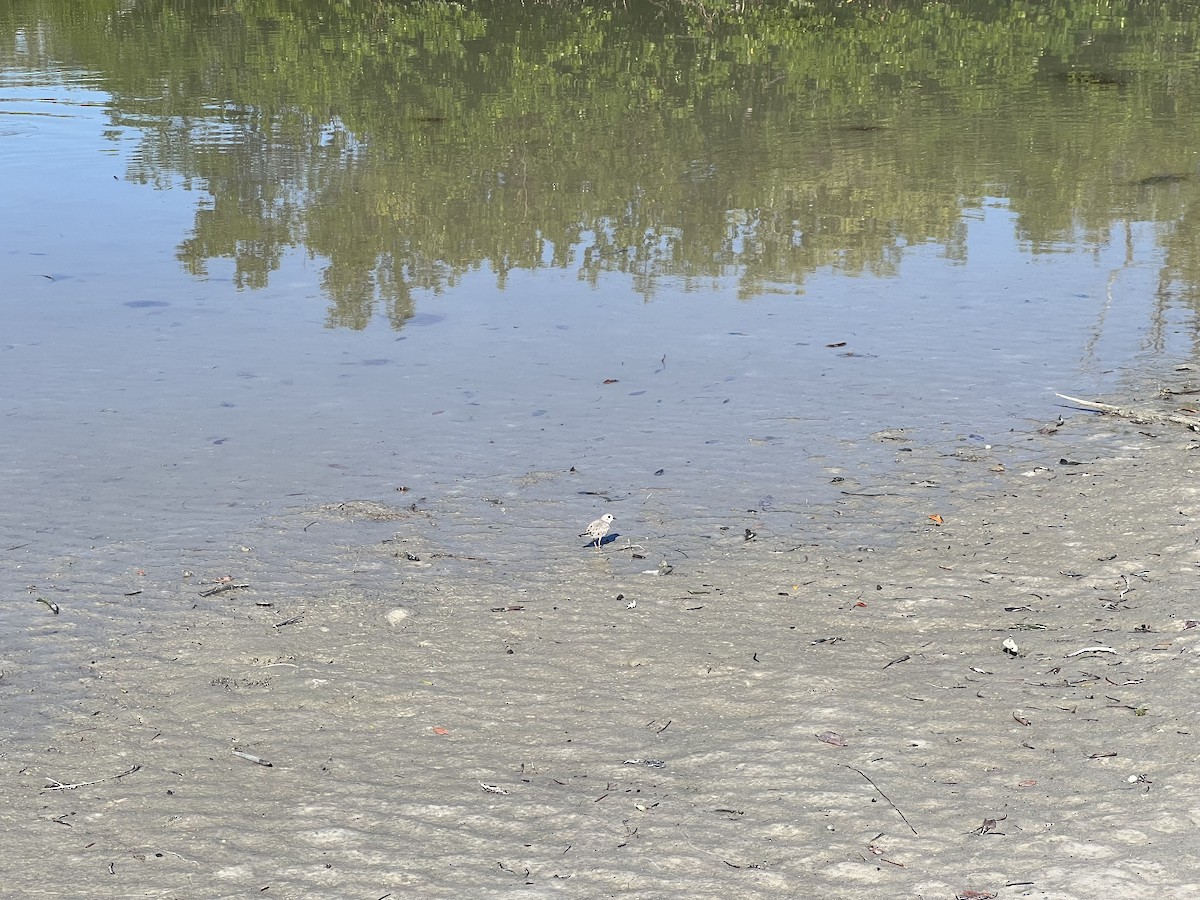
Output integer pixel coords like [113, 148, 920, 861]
[1056, 393, 1200, 432]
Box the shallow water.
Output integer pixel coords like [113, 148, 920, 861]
[3, 0, 1199, 657]
[4, 4, 1200, 564]
[3, 6, 1200, 893]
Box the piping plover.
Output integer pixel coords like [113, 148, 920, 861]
[580, 513, 614, 549]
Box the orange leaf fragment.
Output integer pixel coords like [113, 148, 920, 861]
[928, 514, 944, 526]
[432, 727, 450, 736]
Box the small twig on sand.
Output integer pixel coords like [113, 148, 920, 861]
[231, 749, 273, 767]
[1065, 646, 1117, 657]
[199, 582, 250, 597]
[1056, 393, 1200, 431]
[844, 765, 918, 835]
[42, 765, 141, 793]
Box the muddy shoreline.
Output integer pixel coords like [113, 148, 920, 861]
[5, 391, 1200, 899]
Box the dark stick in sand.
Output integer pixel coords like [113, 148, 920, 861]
[844, 764, 918, 835]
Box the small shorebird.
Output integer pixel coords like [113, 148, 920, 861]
[580, 513, 614, 549]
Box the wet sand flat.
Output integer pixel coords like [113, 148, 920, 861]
[4, 399, 1200, 899]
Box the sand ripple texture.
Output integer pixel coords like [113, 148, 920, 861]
[3, 419, 1200, 898]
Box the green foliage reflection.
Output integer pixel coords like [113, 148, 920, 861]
[2, 0, 1199, 327]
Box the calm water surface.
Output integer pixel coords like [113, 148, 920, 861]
[2, 1, 1200, 559]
